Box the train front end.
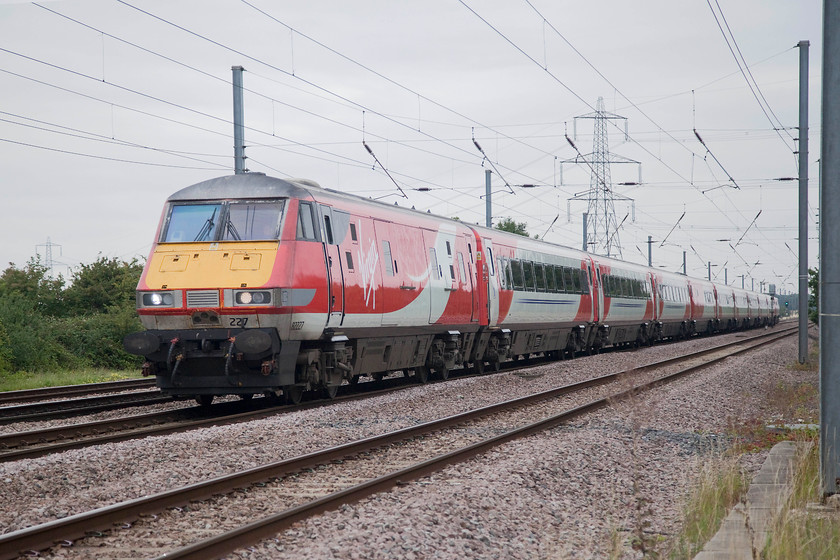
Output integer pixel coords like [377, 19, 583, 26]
[123, 174, 320, 402]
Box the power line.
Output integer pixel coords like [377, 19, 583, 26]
[0, 137, 222, 169]
[705, 0, 798, 156]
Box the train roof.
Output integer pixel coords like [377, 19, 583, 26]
[168, 174, 774, 300]
[167, 173, 315, 202]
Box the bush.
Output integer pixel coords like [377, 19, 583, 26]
[0, 298, 84, 371]
[53, 305, 143, 370]
[0, 318, 13, 374]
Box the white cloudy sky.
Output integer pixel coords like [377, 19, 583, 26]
[0, 0, 823, 293]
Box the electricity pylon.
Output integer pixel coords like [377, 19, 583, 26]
[562, 97, 641, 259]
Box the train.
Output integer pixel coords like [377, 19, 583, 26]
[123, 173, 780, 405]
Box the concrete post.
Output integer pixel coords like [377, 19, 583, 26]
[819, 6, 840, 497]
[232, 66, 246, 175]
[800, 41, 810, 363]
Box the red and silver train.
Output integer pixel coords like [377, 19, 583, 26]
[123, 173, 779, 404]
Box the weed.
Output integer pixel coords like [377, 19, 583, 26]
[668, 454, 746, 559]
[763, 439, 840, 559]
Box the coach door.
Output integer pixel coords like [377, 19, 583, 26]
[587, 258, 601, 323]
[482, 237, 499, 325]
[320, 205, 346, 326]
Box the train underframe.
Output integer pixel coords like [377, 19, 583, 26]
[124, 313, 776, 405]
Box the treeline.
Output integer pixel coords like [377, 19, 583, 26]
[0, 257, 144, 374]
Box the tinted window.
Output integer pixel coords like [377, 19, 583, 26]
[511, 260, 524, 289]
[523, 262, 535, 291]
[535, 264, 547, 291]
[554, 266, 566, 293]
[545, 264, 556, 292]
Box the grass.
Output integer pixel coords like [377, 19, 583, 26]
[668, 454, 747, 559]
[665, 347, 822, 559]
[762, 442, 840, 559]
[0, 368, 143, 392]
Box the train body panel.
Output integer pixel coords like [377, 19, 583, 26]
[688, 278, 718, 334]
[123, 173, 780, 403]
[651, 271, 692, 338]
[589, 255, 655, 346]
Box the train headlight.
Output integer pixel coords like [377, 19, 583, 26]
[140, 291, 176, 307]
[234, 290, 272, 306]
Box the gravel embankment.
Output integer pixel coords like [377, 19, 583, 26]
[0, 326, 811, 559]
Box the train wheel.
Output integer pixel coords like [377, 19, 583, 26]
[490, 358, 501, 372]
[196, 394, 214, 406]
[284, 385, 304, 405]
[349, 375, 360, 386]
[323, 385, 339, 399]
[474, 361, 485, 375]
[436, 366, 450, 381]
[238, 394, 253, 402]
[414, 366, 430, 384]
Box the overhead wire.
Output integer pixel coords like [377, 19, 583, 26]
[706, 0, 798, 152]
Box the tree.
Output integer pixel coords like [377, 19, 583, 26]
[808, 267, 819, 324]
[0, 258, 66, 316]
[64, 256, 144, 315]
[495, 217, 529, 237]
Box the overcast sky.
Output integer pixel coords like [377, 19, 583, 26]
[0, 0, 823, 293]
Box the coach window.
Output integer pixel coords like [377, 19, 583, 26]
[349, 223, 357, 242]
[497, 259, 506, 289]
[487, 248, 495, 275]
[562, 267, 574, 293]
[534, 263, 546, 292]
[571, 269, 582, 294]
[345, 251, 354, 271]
[544, 264, 556, 292]
[296, 202, 318, 241]
[523, 262, 536, 291]
[553, 266, 565, 293]
[511, 260, 524, 290]
[458, 253, 467, 285]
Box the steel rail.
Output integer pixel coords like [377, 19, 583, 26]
[0, 326, 793, 560]
[0, 378, 156, 405]
[0, 390, 171, 425]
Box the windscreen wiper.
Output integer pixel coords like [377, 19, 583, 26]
[193, 208, 217, 241]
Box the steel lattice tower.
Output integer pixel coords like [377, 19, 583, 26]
[562, 97, 640, 259]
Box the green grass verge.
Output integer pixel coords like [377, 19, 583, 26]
[0, 368, 143, 392]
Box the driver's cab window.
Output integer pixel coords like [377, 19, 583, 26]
[296, 202, 318, 241]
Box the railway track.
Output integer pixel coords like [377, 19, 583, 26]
[0, 327, 794, 463]
[0, 389, 172, 425]
[0, 378, 155, 406]
[0, 326, 794, 560]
